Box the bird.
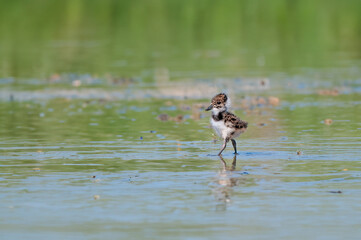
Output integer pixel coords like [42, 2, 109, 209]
[205, 93, 248, 155]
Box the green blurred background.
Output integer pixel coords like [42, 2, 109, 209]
[1, 0, 360, 80]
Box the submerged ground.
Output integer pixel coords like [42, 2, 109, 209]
[1, 1, 361, 239]
[1, 74, 361, 239]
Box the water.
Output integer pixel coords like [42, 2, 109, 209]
[1, 1, 361, 239]
[1, 88, 361, 239]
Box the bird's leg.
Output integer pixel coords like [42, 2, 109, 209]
[231, 139, 237, 154]
[218, 137, 230, 155]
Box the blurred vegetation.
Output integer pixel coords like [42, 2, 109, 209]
[0, 0, 360, 79]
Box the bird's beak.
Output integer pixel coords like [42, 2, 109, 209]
[205, 104, 213, 111]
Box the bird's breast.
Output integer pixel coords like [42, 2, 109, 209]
[210, 118, 228, 138]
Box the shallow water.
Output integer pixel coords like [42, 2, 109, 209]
[1, 1, 361, 239]
[1, 81, 361, 239]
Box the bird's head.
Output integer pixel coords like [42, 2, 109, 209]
[205, 93, 230, 114]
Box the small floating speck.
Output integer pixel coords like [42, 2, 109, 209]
[324, 119, 333, 125]
[297, 150, 302, 155]
[158, 114, 169, 121]
[328, 190, 342, 194]
[93, 195, 100, 200]
[33, 168, 41, 171]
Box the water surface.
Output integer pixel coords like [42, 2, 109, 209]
[1, 1, 361, 239]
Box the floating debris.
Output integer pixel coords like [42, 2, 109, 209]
[92, 176, 96, 178]
[171, 115, 183, 122]
[93, 195, 100, 200]
[297, 150, 302, 155]
[33, 168, 41, 171]
[157, 114, 184, 122]
[324, 119, 333, 125]
[158, 114, 169, 121]
[318, 89, 339, 96]
[268, 96, 280, 106]
[257, 97, 267, 105]
[177, 142, 182, 151]
[328, 190, 342, 194]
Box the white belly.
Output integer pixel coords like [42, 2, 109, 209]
[210, 118, 245, 140]
[210, 119, 232, 139]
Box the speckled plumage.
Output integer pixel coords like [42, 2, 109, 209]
[206, 93, 248, 155]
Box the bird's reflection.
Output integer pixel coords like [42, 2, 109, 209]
[213, 155, 243, 210]
[219, 155, 237, 172]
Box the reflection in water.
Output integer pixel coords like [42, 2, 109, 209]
[219, 155, 237, 172]
[213, 155, 246, 211]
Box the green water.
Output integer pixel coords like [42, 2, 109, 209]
[1, 0, 361, 78]
[1, 1, 361, 239]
